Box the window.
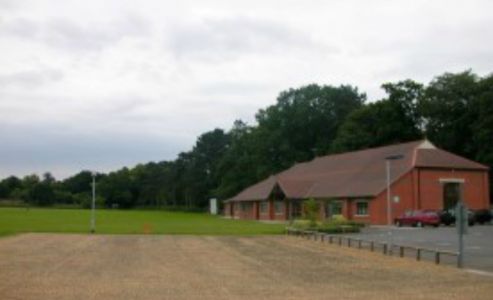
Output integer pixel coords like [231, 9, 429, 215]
[291, 201, 302, 218]
[355, 201, 369, 216]
[325, 201, 343, 218]
[274, 201, 283, 214]
[332, 201, 343, 215]
[240, 202, 252, 212]
[260, 201, 268, 214]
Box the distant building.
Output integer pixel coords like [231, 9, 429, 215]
[223, 140, 490, 224]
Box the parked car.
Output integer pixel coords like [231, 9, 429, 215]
[473, 209, 492, 225]
[394, 210, 440, 227]
[438, 209, 476, 226]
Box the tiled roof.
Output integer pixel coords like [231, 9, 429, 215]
[226, 140, 488, 202]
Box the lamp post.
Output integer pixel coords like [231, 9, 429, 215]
[90, 172, 96, 233]
[385, 154, 404, 254]
[385, 155, 404, 224]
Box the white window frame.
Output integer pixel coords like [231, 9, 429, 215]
[355, 200, 369, 216]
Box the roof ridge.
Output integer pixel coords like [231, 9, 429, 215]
[312, 139, 425, 161]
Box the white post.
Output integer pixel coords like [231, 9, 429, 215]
[91, 172, 96, 233]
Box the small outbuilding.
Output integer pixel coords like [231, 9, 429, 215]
[223, 140, 490, 225]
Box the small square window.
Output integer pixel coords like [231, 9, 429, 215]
[356, 201, 369, 216]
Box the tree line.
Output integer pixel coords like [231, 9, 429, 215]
[1, 70, 492, 209]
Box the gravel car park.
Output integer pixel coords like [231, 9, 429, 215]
[1, 234, 493, 300]
[351, 225, 493, 272]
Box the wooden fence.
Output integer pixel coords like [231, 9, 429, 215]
[286, 227, 460, 268]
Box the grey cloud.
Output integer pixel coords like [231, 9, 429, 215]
[1, 17, 40, 38]
[166, 16, 337, 62]
[1, 14, 151, 52]
[0, 0, 16, 11]
[0, 68, 63, 88]
[0, 123, 189, 179]
[44, 15, 151, 52]
[197, 81, 274, 97]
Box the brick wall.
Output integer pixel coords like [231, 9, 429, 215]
[224, 168, 489, 224]
[370, 168, 490, 224]
[224, 203, 231, 217]
[418, 169, 489, 210]
[234, 202, 256, 219]
[259, 201, 270, 220]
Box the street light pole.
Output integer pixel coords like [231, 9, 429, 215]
[385, 154, 404, 255]
[386, 159, 391, 226]
[90, 172, 96, 233]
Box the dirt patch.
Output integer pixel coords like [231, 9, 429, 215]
[0, 234, 491, 300]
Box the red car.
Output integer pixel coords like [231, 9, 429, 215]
[394, 210, 440, 227]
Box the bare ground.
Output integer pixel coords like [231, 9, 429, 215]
[0, 234, 491, 300]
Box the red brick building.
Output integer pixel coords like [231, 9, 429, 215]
[223, 140, 490, 225]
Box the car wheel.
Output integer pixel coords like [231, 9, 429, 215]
[416, 221, 423, 228]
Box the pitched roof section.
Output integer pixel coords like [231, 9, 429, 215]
[228, 140, 488, 202]
[228, 175, 277, 201]
[415, 148, 488, 170]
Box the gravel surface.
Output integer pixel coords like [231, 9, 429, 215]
[0, 234, 491, 300]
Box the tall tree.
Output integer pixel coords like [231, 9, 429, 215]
[419, 71, 479, 158]
[331, 80, 423, 153]
[216, 84, 365, 199]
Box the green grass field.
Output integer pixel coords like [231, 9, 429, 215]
[0, 207, 285, 237]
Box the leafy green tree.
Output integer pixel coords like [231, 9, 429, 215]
[331, 80, 423, 153]
[29, 182, 55, 206]
[419, 71, 479, 158]
[61, 171, 93, 195]
[217, 84, 365, 199]
[304, 198, 319, 228]
[0, 176, 22, 199]
[99, 168, 136, 208]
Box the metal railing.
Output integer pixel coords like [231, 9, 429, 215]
[285, 228, 460, 267]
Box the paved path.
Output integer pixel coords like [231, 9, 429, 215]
[0, 234, 492, 300]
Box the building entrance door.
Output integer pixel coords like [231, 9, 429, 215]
[443, 182, 460, 210]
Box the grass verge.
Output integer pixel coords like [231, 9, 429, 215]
[0, 207, 285, 236]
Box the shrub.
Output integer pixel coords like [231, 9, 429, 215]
[317, 222, 361, 233]
[290, 216, 364, 234]
[291, 219, 312, 230]
[304, 198, 319, 228]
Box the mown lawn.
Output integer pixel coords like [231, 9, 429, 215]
[0, 207, 285, 236]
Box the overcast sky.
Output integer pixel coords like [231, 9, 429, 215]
[1, 0, 492, 179]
